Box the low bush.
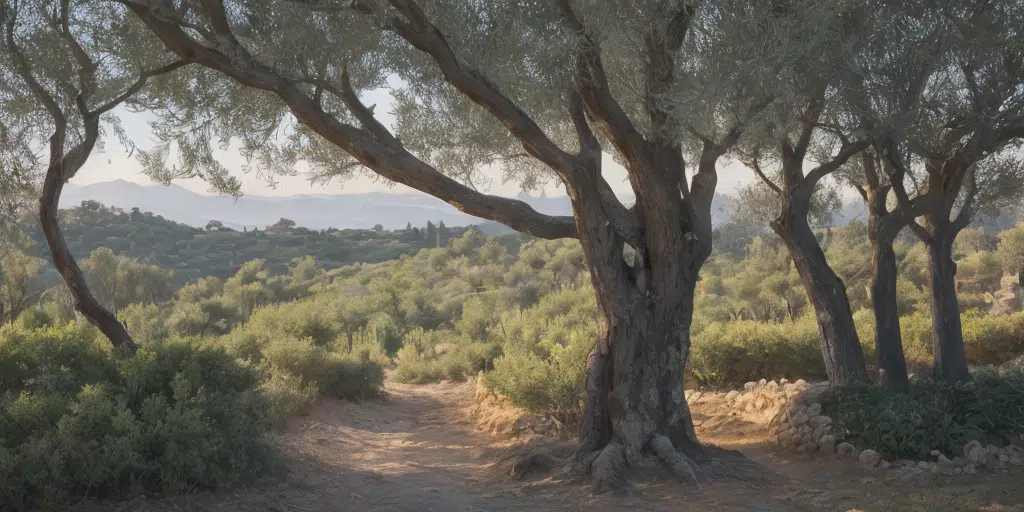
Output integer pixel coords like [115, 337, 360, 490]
[0, 324, 278, 509]
[393, 329, 500, 384]
[688, 316, 843, 387]
[483, 336, 590, 415]
[822, 365, 1024, 460]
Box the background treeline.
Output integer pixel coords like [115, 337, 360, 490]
[15, 200, 518, 286]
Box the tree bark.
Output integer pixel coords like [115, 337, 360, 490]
[925, 232, 970, 383]
[773, 215, 868, 386]
[870, 236, 909, 390]
[39, 163, 138, 356]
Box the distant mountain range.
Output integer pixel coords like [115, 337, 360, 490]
[62, 180, 741, 232]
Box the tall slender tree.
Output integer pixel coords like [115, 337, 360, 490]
[0, 0, 191, 354]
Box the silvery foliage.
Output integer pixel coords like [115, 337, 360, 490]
[0, 1, 184, 190]
[121, 0, 843, 197]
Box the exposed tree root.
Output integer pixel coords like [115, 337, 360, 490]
[648, 434, 702, 486]
[502, 438, 783, 495]
[590, 442, 628, 493]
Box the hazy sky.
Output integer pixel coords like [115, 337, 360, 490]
[73, 88, 761, 200]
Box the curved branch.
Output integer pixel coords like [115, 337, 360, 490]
[380, 0, 578, 177]
[746, 157, 783, 196]
[556, 0, 646, 160]
[122, 1, 578, 240]
[92, 59, 194, 117]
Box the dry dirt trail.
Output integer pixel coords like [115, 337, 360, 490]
[103, 377, 1024, 512]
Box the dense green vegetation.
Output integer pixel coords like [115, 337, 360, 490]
[823, 362, 1024, 460]
[7, 205, 1024, 505]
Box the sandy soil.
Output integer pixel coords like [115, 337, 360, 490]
[81, 378, 1024, 512]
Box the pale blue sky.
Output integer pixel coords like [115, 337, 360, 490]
[74, 88, 760, 200]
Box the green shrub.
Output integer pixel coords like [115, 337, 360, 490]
[823, 366, 1024, 460]
[15, 307, 54, 331]
[483, 336, 590, 414]
[259, 369, 318, 424]
[393, 329, 500, 384]
[688, 317, 826, 387]
[260, 336, 384, 401]
[0, 324, 277, 509]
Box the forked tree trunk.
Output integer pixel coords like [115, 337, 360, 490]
[925, 232, 969, 383]
[870, 236, 909, 391]
[773, 217, 868, 386]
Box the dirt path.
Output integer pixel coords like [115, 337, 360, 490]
[106, 378, 1024, 512]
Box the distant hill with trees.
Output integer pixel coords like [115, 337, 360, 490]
[21, 200, 521, 286]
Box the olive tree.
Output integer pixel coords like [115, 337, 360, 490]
[869, 0, 1024, 383]
[832, 0, 951, 391]
[734, 3, 875, 386]
[116, 0, 847, 487]
[0, 0, 190, 353]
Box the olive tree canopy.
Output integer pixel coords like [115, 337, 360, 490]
[119, 0, 871, 489]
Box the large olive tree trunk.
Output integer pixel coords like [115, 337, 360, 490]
[567, 147, 712, 492]
[772, 213, 868, 386]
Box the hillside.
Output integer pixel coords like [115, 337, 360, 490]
[22, 200, 519, 285]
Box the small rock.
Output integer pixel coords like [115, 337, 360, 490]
[794, 379, 808, 387]
[964, 440, 985, 464]
[954, 467, 962, 475]
[837, 442, 857, 457]
[808, 415, 832, 428]
[963, 464, 978, 474]
[935, 455, 955, 475]
[758, 378, 768, 387]
[952, 456, 968, 468]
[812, 424, 831, 443]
[859, 450, 881, 468]
[779, 378, 789, 384]
[818, 434, 836, 454]
[917, 461, 929, 470]
[806, 403, 822, 417]
[725, 390, 739, 400]
[930, 449, 941, 458]
[767, 380, 779, 391]
[878, 460, 890, 471]
[744, 382, 757, 391]
[790, 412, 811, 427]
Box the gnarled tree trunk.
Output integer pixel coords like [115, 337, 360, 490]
[773, 214, 868, 386]
[567, 146, 711, 492]
[924, 229, 969, 383]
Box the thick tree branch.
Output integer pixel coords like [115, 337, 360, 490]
[556, 0, 646, 161]
[121, 0, 578, 240]
[337, 66, 398, 144]
[380, 0, 578, 177]
[805, 139, 871, 188]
